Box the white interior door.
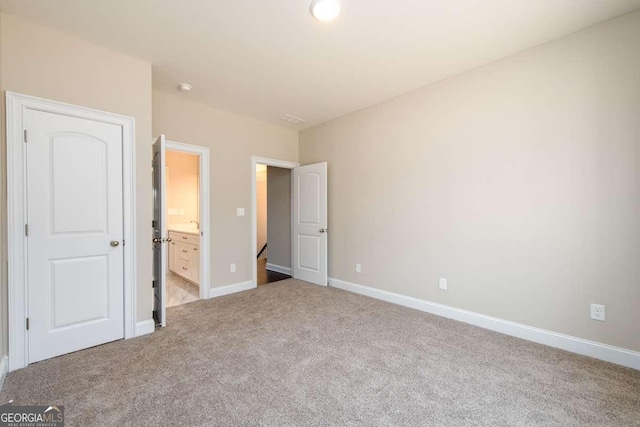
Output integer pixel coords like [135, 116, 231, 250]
[26, 109, 125, 364]
[152, 135, 167, 327]
[292, 162, 328, 286]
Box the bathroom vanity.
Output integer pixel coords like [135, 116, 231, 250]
[168, 228, 200, 286]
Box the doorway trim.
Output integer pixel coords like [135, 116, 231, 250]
[165, 140, 211, 300]
[6, 92, 137, 371]
[251, 156, 299, 287]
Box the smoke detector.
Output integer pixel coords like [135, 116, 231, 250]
[178, 83, 192, 92]
[279, 114, 306, 125]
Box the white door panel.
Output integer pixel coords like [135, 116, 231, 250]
[50, 256, 109, 328]
[50, 136, 108, 233]
[293, 162, 328, 286]
[152, 135, 167, 327]
[27, 109, 124, 363]
[299, 173, 321, 223]
[298, 235, 321, 271]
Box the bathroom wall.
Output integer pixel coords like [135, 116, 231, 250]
[166, 150, 199, 228]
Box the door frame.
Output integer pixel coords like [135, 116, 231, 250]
[6, 92, 137, 371]
[165, 140, 211, 301]
[250, 156, 299, 287]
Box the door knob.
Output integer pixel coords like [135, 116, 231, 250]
[110, 240, 120, 247]
[319, 229, 326, 233]
[166, 238, 172, 243]
[153, 237, 161, 243]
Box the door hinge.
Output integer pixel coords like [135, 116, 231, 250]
[152, 280, 156, 289]
[25, 224, 29, 237]
[24, 129, 28, 143]
[26, 318, 29, 330]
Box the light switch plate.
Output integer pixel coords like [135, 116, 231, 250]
[230, 263, 236, 273]
[237, 208, 245, 216]
[439, 278, 448, 290]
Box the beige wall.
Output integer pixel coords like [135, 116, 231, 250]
[256, 165, 267, 253]
[166, 150, 199, 227]
[300, 10, 640, 352]
[153, 90, 298, 287]
[0, 13, 154, 332]
[267, 167, 291, 268]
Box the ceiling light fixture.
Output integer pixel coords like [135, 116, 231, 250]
[178, 83, 192, 92]
[310, 0, 343, 22]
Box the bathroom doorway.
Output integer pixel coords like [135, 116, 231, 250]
[165, 149, 202, 306]
[165, 141, 210, 307]
[152, 137, 210, 327]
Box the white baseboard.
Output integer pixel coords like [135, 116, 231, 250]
[135, 320, 155, 337]
[265, 263, 292, 275]
[209, 280, 255, 298]
[0, 355, 8, 391]
[329, 277, 640, 371]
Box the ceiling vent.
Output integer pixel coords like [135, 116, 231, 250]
[279, 114, 306, 125]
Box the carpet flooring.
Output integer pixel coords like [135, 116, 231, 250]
[2, 279, 639, 426]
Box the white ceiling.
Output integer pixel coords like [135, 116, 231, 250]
[1, 0, 639, 129]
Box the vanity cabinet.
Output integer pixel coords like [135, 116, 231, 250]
[168, 230, 200, 285]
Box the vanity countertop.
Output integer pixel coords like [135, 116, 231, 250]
[168, 226, 200, 236]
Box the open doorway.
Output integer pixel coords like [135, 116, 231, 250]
[251, 157, 299, 286]
[251, 156, 328, 288]
[165, 150, 201, 305]
[153, 136, 210, 327]
[256, 164, 293, 285]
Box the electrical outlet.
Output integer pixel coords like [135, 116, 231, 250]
[590, 304, 605, 321]
[355, 263, 362, 273]
[439, 278, 448, 291]
[230, 263, 236, 273]
[236, 208, 245, 216]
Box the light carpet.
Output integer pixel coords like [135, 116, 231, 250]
[1, 279, 639, 426]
